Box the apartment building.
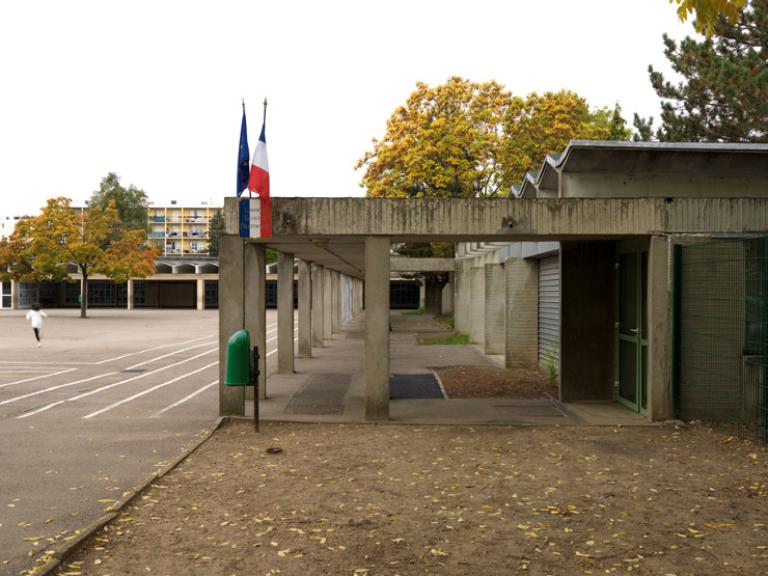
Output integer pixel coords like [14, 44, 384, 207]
[147, 202, 219, 256]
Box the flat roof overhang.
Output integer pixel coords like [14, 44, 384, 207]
[224, 196, 768, 278]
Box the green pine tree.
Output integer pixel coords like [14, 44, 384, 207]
[636, 0, 768, 142]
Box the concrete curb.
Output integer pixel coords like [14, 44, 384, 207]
[29, 416, 228, 576]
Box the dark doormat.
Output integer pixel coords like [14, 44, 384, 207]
[390, 373, 444, 399]
[284, 374, 351, 415]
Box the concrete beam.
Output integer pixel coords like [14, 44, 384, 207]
[226, 197, 768, 240]
[390, 257, 456, 272]
[365, 236, 390, 420]
[277, 252, 295, 374]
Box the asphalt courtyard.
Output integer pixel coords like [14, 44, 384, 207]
[0, 309, 287, 575]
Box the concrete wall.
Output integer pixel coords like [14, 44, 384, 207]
[559, 241, 615, 402]
[562, 172, 768, 199]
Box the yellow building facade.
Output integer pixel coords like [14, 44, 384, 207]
[147, 203, 220, 256]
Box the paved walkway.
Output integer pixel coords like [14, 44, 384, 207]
[258, 312, 652, 427]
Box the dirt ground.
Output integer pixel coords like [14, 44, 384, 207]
[47, 420, 767, 576]
[435, 365, 559, 399]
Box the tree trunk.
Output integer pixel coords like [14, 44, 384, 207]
[80, 268, 88, 318]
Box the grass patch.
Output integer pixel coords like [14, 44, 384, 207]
[401, 308, 424, 315]
[417, 334, 470, 345]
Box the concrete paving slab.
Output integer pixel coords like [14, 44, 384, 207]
[258, 311, 655, 427]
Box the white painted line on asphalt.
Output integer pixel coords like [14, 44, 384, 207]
[17, 348, 217, 419]
[0, 367, 67, 373]
[0, 371, 120, 407]
[152, 380, 218, 417]
[94, 334, 216, 364]
[125, 340, 217, 370]
[265, 336, 299, 357]
[85, 362, 219, 419]
[0, 368, 75, 389]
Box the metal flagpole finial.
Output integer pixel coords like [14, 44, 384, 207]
[242, 98, 245, 112]
[263, 98, 268, 123]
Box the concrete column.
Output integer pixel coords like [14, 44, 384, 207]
[419, 280, 426, 310]
[331, 271, 340, 333]
[277, 252, 295, 374]
[245, 243, 267, 399]
[126, 279, 134, 310]
[11, 280, 19, 310]
[195, 278, 204, 310]
[504, 257, 539, 368]
[311, 264, 325, 347]
[470, 266, 486, 346]
[442, 273, 454, 315]
[454, 260, 472, 335]
[485, 263, 506, 354]
[365, 236, 390, 421]
[323, 268, 333, 340]
[647, 235, 673, 421]
[298, 259, 312, 358]
[218, 235, 245, 416]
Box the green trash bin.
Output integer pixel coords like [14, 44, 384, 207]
[225, 329, 251, 386]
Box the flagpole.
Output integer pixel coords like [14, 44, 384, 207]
[244, 98, 252, 199]
[263, 98, 267, 125]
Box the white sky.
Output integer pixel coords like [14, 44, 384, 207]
[0, 0, 694, 216]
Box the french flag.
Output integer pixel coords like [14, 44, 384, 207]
[247, 105, 271, 237]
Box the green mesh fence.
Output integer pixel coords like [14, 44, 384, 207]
[674, 238, 768, 444]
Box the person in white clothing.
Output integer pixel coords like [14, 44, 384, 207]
[25, 303, 48, 347]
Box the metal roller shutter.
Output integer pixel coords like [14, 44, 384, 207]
[538, 255, 560, 369]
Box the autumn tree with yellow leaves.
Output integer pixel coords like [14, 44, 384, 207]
[0, 197, 157, 317]
[671, 0, 746, 34]
[355, 77, 630, 305]
[356, 77, 630, 202]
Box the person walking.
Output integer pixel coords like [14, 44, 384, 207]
[26, 303, 48, 347]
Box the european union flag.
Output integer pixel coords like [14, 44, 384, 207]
[237, 106, 250, 196]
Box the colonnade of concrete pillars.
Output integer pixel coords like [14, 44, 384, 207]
[219, 237, 384, 420]
[275, 256, 365, 377]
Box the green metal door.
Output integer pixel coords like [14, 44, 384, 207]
[616, 241, 648, 415]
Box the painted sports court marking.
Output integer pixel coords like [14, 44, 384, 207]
[150, 334, 299, 417]
[17, 348, 217, 419]
[152, 380, 218, 417]
[124, 340, 217, 370]
[0, 368, 75, 389]
[0, 371, 120, 407]
[84, 362, 219, 419]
